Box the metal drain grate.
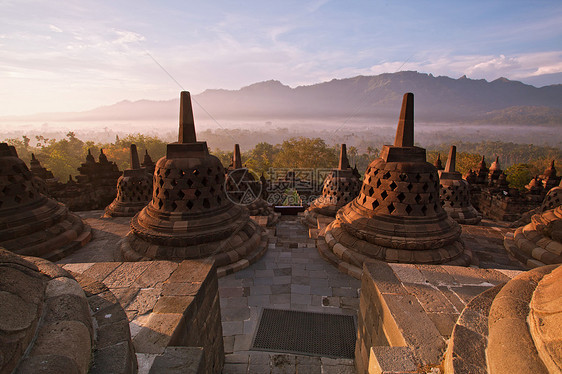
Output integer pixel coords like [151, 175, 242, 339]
[252, 308, 356, 358]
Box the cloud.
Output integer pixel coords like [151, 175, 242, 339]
[49, 24, 63, 33]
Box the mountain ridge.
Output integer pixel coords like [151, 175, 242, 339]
[3, 71, 561, 124]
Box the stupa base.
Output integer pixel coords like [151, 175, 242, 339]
[302, 202, 339, 229]
[1, 210, 92, 261]
[503, 206, 562, 268]
[317, 221, 472, 279]
[119, 219, 268, 277]
[103, 201, 148, 218]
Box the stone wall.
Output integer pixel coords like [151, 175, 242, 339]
[355, 260, 521, 374]
[62, 259, 224, 374]
[474, 189, 542, 222]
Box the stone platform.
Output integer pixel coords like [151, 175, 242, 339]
[54, 211, 528, 373]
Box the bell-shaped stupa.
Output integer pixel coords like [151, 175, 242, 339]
[224, 144, 279, 227]
[0, 143, 91, 260]
[439, 145, 482, 224]
[104, 144, 152, 217]
[120, 92, 268, 276]
[317, 93, 471, 278]
[141, 149, 156, 176]
[434, 153, 444, 170]
[303, 144, 361, 228]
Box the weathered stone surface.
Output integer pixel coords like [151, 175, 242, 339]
[31, 320, 92, 374]
[149, 346, 205, 374]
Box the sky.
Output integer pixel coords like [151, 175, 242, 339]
[1, 0, 561, 116]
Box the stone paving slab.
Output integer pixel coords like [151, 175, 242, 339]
[219, 216, 361, 373]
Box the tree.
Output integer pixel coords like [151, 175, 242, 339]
[506, 163, 533, 190]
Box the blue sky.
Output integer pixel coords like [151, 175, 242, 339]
[1, 0, 561, 115]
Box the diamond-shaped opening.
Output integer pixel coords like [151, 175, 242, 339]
[187, 179, 194, 187]
[415, 194, 422, 203]
[171, 179, 177, 186]
[428, 194, 434, 202]
[217, 195, 222, 204]
[158, 178, 164, 187]
[383, 171, 391, 179]
[186, 200, 194, 209]
[422, 183, 429, 192]
[158, 199, 164, 209]
[397, 192, 405, 202]
[203, 198, 210, 209]
[376, 179, 382, 188]
[434, 203, 439, 210]
[373, 169, 378, 176]
[372, 199, 379, 209]
[177, 190, 185, 199]
[405, 204, 413, 214]
[421, 205, 428, 215]
[407, 183, 413, 191]
[368, 187, 374, 195]
[195, 189, 201, 198]
[380, 190, 388, 200]
[415, 173, 421, 181]
[361, 195, 367, 204]
[389, 181, 398, 190]
[387, 202, 395, 214]
[450, 201, 455, 207]
[164, 169, 171, 177]
[171, 201, 177, 210]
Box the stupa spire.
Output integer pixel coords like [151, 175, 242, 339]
[394, 93, 414, 147]
[445, 146, 456, 172]
[130, 144, 140, 169]
[338, 144, 350, 170]
[233, 144, 242, 169]
[178, 91, 197, 143]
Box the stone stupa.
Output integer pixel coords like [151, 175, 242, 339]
[434, 153, 444, 170]
[303, 144, 361, 228]
[504, 180, 562, 267]
[224, 144, 279, 227]
[120, 92, 268, 276]
[104, 144, 152, 217]
[141, 149, 156, 176]
[0, 143, 91, 261]
[317, 93, 471, 278]
[439, 145, 482, 225]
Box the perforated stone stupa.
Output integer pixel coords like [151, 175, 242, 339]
[225, 144, 279, 227]
[317, 93, 471, 278]
[303, 144, 361, 228]
[0, 143, 91, 261]
[104, 144, 152, 217]
[439, 145, 481, 225]
[120, 92, 268, 276]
